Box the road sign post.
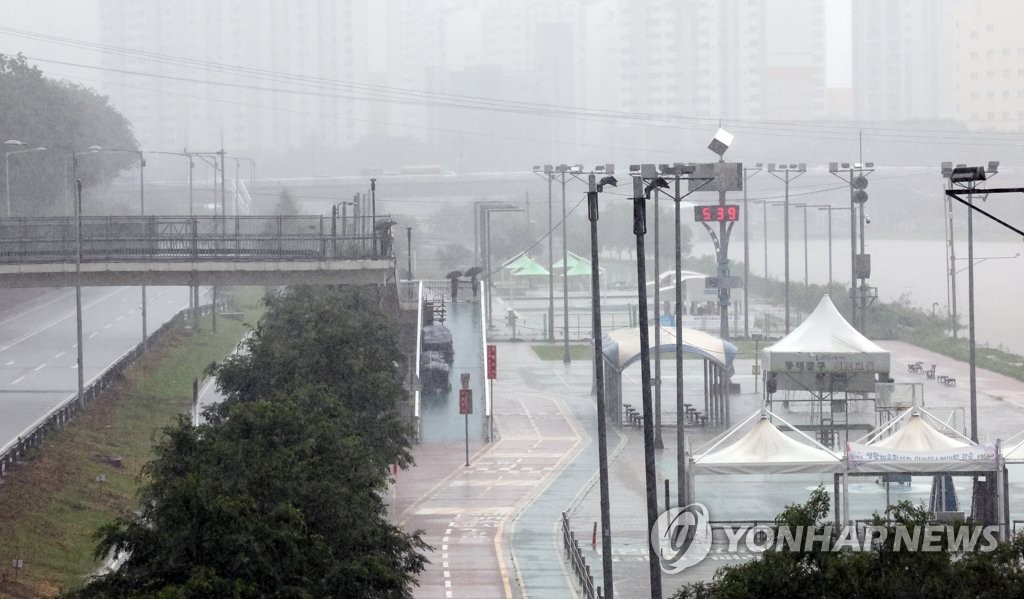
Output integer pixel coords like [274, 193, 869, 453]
[460, 372, 472, 466]
[486, 344, 496, 442]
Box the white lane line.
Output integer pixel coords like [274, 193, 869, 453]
[0, 288, 124, 352]
[54, 352, 65, 359]
[11, 376, 24, 384]
[103, 323, 112, 329]
[34, 363, 46, 371]
[5, 361, 12, 366]
[88, 332, 98, 339]
[115, 315, 125, 322]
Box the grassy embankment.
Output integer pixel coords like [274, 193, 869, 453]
[0, 289, 264, 599]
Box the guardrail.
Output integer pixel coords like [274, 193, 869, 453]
[0, 302, 218, 478]
[561, 512, 603, 599]
[0, 215, 396, 263]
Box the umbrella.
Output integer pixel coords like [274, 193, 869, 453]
[445, 270, 464, 279]
[463, 266, 485, 278]
[374, 219, 398, 230]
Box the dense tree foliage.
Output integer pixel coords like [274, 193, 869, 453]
[0, 54, 138, 216]
[67, 286, 425, 598]
[673, 489, 1024, 599]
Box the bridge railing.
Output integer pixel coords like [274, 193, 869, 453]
[0, 215, 396, 263]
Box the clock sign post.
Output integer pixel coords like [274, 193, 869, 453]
[690, 130, 745, 340]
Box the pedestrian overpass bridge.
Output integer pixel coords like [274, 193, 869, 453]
[0, 215, 396, 288]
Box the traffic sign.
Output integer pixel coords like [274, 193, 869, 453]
[487, 344, 497, 379]
[459, 389, 473, 415]
[705, 276, 743, 289]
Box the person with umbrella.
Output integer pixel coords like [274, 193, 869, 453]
[463, 266, 485, 298]
[374, 219, 398, 256]
[446, 270, 463, 302]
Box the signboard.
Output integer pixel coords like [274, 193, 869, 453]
[688, 162, 744, 192]
[846, 442, 997, 472]
[704, 276, 743, 289]
[486, 344, 497, 379]
[693, 204, 740, 222]
[459, 389, 473, 415]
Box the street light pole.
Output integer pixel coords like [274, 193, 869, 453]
[588, 172, 617, 599]
[742, 164, 762, 338]
[630, 175, 662, 599]
[767, 164, 806, 333]
[560, 165, 571, 364]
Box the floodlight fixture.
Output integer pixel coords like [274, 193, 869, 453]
[544, 164, 554, 173]
[533, 165, 542, 172]
[950, 166, 987, 183]
[941, 162, 953, 178]
[629, 164, 641, 174]
[597, 175, 618, 192]
[644, 177, 669, 196]
[708, 128, 734, 157]
[988, 161, 1000, 174]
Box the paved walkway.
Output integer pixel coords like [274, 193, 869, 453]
[390, 307, 1024, 598]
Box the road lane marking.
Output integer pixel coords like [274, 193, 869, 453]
[11, 376, 24, 385]
[5, 361, 12, 366]
[34, 364, 46, 371]
[0, 288, 124, 352]
[53, 352, 64, 359]
[88, 332, 98, 339]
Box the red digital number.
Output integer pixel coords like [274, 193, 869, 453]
[727, 206, 738, 221]
[701, 207, 712, 221]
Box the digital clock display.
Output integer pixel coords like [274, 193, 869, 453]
[693, 204, 740, 222]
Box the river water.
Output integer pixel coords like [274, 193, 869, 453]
[691, 237, 1024, 354]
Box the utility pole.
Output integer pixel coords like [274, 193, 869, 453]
[742, 164, 762, 338]
[828, 158, 873, 332]
[767, 163, 806, 334]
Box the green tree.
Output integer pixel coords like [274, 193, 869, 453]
[67, 386, 428, 598]
[0, 53, 138, 216]
[209, 285, 413, 468]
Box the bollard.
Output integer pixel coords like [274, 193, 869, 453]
[592, 521, 597, 548]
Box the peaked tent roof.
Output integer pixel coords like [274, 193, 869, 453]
[870, 413, 969, 451]
[553, 250, 587, 269]
[501, 253, 534, 271]
[691, 409, 843, 474]
[511, 259, 550, 276]
[847, 407, 997, 472]
[766, 294, 886, 354]
[602, 325, 737, 373]
[762, 294, 891, 373]
[1005, 438, 1024, 462]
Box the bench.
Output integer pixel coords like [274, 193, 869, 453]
[943, 377, 957, 387]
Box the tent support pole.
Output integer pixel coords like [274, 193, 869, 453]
[833, 474, 841, 528]
[842, 472, 850, 527]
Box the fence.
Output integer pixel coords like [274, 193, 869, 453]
[561, 512, 603, 599]
[0, 302, 219, 478]
[0, 215, 396, 263]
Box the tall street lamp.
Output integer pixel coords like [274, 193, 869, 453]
[631, 172, 671, 599]
[946, 162, 998, 442]
[657, 163, 710, 510]
[766, 163, 806, 333]
[587, 171, 617, 599]
[531, 165, 557, 342]
[742, 164, 762, 337]
[815, 204, 852, 290]
[4, 140, 47, 218]
[829, 160, 873, 332]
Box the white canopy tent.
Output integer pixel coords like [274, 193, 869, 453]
[685, 407, 843, 505]
[847, 407, 997, 474]
[761, 295, 891, 393]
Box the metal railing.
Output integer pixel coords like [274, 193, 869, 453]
[0, 215, 395, 263]
[561, 512, 603, 599]
[0, 302, 219, 478]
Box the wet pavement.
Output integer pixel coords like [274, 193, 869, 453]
[389, 294, 1024, 598]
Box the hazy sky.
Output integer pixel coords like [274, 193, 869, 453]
[2, 0, 855, 93]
